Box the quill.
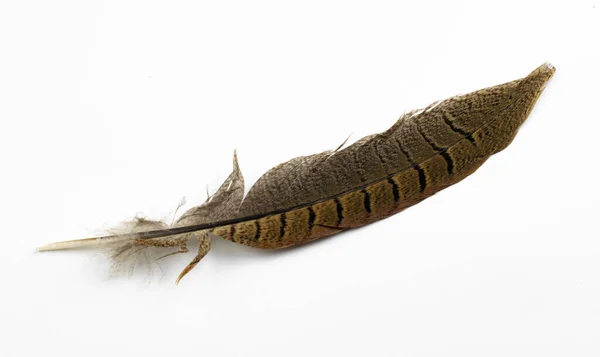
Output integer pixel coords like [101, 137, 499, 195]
[38, 63, 555, 283]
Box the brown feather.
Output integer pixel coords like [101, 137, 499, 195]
[37, 63, 555, 282]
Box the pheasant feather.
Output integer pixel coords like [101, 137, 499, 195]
[38, 63, 555, 283]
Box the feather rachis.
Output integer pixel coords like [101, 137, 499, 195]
[37, 63, 555, 282]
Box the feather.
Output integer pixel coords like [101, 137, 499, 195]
[37, 63, 555, 283]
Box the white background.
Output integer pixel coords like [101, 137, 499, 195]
[1, 1, 599, 356]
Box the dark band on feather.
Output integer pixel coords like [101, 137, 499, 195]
[397, 140, 414, 164]
[401, 121, 427, 192]
[230, 224, 237, 243]
[417, 124, 443, 152]
[443, 111, 475, 144]
[362, 189, 372, 214]
[307, 207, 316, 231]
[416, 123, 454, 175]
[415, 165, 427, 192]
[440, 151, 455, 175]
[279, 213, 287, 240]
[254, 220, 261, 241]
[334, 197, 344, 226]
[466, 133, 475, 144]
[387, 177, 400, 203]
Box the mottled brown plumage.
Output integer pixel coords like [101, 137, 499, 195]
[37, 63, 555, 283]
